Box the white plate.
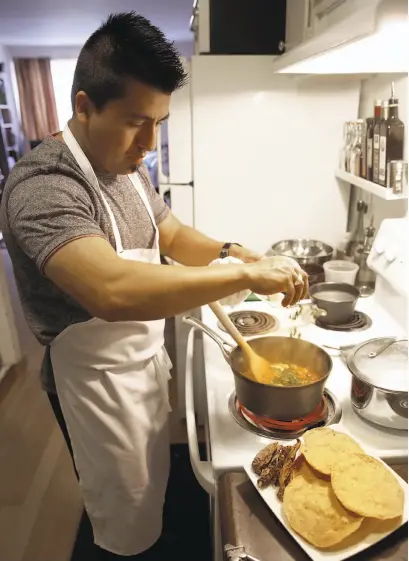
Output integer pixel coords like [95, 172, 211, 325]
[244, 424, 408, 561]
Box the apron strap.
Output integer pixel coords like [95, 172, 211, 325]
[62, 124, 124, 253]
[129, 173, 160, 250]
[99, 193, 124, 254]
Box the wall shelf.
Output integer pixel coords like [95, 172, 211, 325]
[335, 169, 407, 201]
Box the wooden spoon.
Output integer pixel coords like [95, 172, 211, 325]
[208, 301, 272, 384]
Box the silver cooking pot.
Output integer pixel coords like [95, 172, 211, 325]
[183, 316, 332, 420]
[268, 239, 334, 266]
[328, 338, 408, 430]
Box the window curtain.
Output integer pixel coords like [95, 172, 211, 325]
[14, 58, 59, 143]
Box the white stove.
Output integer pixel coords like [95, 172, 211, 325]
[184, 218, 408, 499]
[201, 298, 406, 472]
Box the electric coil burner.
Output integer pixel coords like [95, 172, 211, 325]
[315, 311, 372, 332]
[218, 310, 277, 337]
[228, 389, 342, 440]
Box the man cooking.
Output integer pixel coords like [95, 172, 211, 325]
[0, 12, 307, 560]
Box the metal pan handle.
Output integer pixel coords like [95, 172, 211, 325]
[182, 316, 234, 363]
[368, 338, 408, 359]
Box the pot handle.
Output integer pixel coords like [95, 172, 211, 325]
[182, 316, 234, 363]
[290, 301, 327, 321]
[322, 343, 356, 357]
[368, 338, 408, 359]
[309, 303, 327, 319]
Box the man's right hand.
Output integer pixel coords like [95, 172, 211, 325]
[243, 256, 309, 307]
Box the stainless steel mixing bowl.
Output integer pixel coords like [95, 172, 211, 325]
[268, 239, 334, 266]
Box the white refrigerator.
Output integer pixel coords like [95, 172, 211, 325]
[158, 58, 194, 228]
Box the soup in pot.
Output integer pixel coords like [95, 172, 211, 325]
[313, 290, 356, 303]
[244, 362, 322, 386]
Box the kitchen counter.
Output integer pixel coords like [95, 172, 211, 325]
[218, 464, 408, 561]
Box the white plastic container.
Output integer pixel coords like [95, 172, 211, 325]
[323, 260, 359, 284]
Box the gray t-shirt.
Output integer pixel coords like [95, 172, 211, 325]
[0, 135, 169, 393]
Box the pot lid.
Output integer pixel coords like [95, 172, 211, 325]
[347, 338, 408, 392]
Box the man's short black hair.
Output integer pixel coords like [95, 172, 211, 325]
[71, 12, 188, 110]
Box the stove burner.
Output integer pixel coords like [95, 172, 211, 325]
[240, 398, 329, 432]
[229, 390, 342, 440]
[315, 312, 372, 332]
[218, 310, 277, 337]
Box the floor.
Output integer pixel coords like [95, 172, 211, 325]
[0, 318, 195, 561]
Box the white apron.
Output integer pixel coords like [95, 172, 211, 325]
[50, 124, 172, 556]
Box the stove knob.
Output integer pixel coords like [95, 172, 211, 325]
[375, 241, 385, 255]
[385, 250, 397, 263]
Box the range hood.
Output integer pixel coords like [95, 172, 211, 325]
[272, 0, 408, 74]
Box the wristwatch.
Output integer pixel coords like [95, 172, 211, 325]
[219, 242, 242, 259]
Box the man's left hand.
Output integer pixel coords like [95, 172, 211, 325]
[229, 244, 263, 263]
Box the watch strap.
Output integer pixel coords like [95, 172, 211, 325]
[219, 242, 242, 259]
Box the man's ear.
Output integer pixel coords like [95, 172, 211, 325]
[74, 90, 94, 124]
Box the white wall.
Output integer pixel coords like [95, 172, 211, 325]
[51, 59, 77, 129]
[351, 73, 408, 231]
[191, 56, 361, 253]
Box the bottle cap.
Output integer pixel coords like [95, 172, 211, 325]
[389, 82, 399, 106]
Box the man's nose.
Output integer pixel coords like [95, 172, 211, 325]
[138, 122, 156, 153]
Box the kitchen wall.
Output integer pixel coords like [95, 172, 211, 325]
[191, 56, 361, 252]
[351, 73, 408, 231]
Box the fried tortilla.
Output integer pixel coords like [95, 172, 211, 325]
[283, 474, 363, 548]
[303, 428, 363, 476]
[331, 454, 404, 520]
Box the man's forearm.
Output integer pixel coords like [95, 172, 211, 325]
[45, 236, 252, 322]
[106, 260, 248, 321]
[45, 236, 305, 323]
[164, 223, 223, 265]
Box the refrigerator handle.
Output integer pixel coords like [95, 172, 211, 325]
[157, 125, 168, 185]
[185, 327, 215, 496]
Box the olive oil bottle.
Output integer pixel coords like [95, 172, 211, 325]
[379, 82, 404, 187]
